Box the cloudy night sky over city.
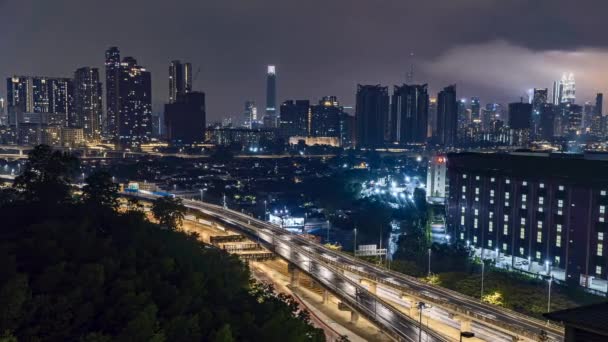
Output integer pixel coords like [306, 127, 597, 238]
[2, 0, 608, 120]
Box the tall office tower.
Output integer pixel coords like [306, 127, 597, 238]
[564, 104, 583, 136]
[436, 85, 457, 147]
[561, 73, 576, 104]
[279, 100, 310, 138]
[0, 97, 5, 125]
[390, 84, 429, 144]
[117, 57, 152, 147]
[311, 96, 343, 138]
[169, 60, 192, 103]
[552, 80, 563, 105]
[591, 93, 604, 137]
[264, 65, 277, 128]
[470, 97, 480, 122]
[539, 103, 556, 140]
[532, 88, 548, 137]
[355, 84, 389, 148]
[164, 92, 205, 144]
[583, 102, 595, 132]
[457, 98, 468, 132]
[509, 102, 532, 145]
[105, 47, 121, 137]
[73, 67, 103, 141]
[6, 76, 73, 127]
[427, 97, 437, 138]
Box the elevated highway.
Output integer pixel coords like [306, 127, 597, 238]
[127, 191, 564, 342]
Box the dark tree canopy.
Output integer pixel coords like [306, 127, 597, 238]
[82, 171, 120, 210]
[152, 196, 187, 230]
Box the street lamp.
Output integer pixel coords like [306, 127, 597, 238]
[481, 260, 485, 299]
[547, 276, 553, 313]
[353, 227, 358, 256]
[417, 302, 426, 342]
[427, 248, 432, 277]
[460, 331, 475, 342]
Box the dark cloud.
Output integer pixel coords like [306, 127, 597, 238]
[1, 0, 607, 120]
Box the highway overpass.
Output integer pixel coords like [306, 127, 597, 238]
[126, 191, 564, 342]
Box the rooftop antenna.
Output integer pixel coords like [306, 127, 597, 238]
[406, 52, 415, 83]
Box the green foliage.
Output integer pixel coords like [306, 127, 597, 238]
[13, 144, 79, 203]
[0, 145, 324, 341]
[82, 171, 120, 210]
[152, 196, 187, 230]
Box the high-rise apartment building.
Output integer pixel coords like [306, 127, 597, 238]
[164, 92, 205, 144]
[117, 57, 152, 147]
[311, 96, 343, 138]
[279, 100, 309, 138]
[73, 67, 103, 140]
[105, 47, 121, 137]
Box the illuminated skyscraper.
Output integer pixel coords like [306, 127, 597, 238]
[169, 60, 192, 103]
[311, 96, 343, 138]
[73, 67, 103, 140]
[561, 73, 575, 104]
[279, 100, 309, 138]
[470, 96, 480, 122]
[105, 47, 121, 137]
[264, 65, 277, 128]
[117, 57, 152, 147]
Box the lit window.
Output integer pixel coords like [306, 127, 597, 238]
[600, 217, 605, 223]
[462, 195, 466, 200]
[536, 251, 541, 259]
[559, 185, 564, 191]
[540, 183, 545, 188]
[537, 231, 542, 243]
[490, 190, 495, 197]
[461, 216, 465, 225]
[462, 186, 466, 192]
[473, 236, 478, 243]
[475, 188, 479, 195]
[558, 200, 563, 208]
[489, 212, 494, 218]
[506, 179, 510, 184]
[505, 201, 510, 207]
[539, 197, 544, 205]
[600, 206, 606, 214]
[538, 207, 543, 212]
[520, 228, 525, 239]
[460, 233, 464, 240]
[523, 181, 528, 186]
[489, 222, 494, 232]
[461, 207, 466, 213]
[557, 210, 563, 216]
[462, 174, 467, 179]
[475, 176, 480, 181]
[491, 178, 495, 182]
[522, 194, 527, 202]
[475, 197, 479, 202]
[502, 243, 507, 251]
[503, 225, 509, 236]
[474, 219, 478, 228]
[537, 221, 543, 228]
[519, 247, 524, 255]
[490, 199, 494, 204]
[598, 244, 604, 256]
[521, 204, 527, 210]
[597, 266, 603, 275]
[488, 240, 493, 247]
[504, 215, 509, 222]
[474, 209, 479, 216]
[599, 232, 604, 241]
[505, 192, 510, 199]
[556, 224, 562, 233]
[556, 236, 561, 247]
[602, 190, 607, 196]
[520, 218, 526, 225]
[555, 256, 560, 264]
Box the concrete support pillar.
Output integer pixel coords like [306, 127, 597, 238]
[322, 289, 329, 304]
[288, 265, 300, 288]
[460, 319, 472, 332]
[368, 282, 377, 295]
[350, 311, 359, 323]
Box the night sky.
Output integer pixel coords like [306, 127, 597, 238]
[2, 0, 608, 121]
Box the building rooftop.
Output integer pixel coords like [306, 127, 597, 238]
[544, 302, 608, 337]
[447, 152, 608, 186]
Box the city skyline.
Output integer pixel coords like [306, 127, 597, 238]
[2, 1, 608, 121]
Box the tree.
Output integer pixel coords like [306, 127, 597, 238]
[82, 171, 119, 209]
[537, 330, 549, 342]
[152, 196, 186, 230]
[13, 145, 79, 203]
